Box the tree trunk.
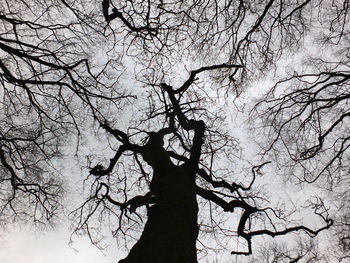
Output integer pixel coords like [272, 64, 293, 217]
[119, 163, 199, 263]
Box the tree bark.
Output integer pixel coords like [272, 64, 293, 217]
[119, 155, 199, 263]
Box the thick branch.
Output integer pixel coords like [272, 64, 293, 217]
[197, 162, 271, 192]
[175, 64, 243, 94]
[196, 186, 255, 212]
[100, 121, 142, 153]
[0, 147, 19, 189]
[90, 146, 126, 176]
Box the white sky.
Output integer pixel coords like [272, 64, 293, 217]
[0, 227, 122, 263]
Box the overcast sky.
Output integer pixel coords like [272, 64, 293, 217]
[0, 226, 122, 263]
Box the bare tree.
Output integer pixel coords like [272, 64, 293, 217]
[253, 0, 350, 261]
[0, 0, 131, 226]
[1, 0, 346, 262]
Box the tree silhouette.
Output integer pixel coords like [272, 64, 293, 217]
[1, 0, 348, 262]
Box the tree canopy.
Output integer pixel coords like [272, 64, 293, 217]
[0, 0, 349, 262]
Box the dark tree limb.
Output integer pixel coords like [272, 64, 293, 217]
[196, 185, 333, 256]
[175, 64, 243, 94]
[90, 146, 126, 176]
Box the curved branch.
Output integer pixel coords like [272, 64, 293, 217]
[175, 64, 243, 94]
[90, 146, 126, 176]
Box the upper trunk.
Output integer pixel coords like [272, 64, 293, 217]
[119, 162, 199, 263]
